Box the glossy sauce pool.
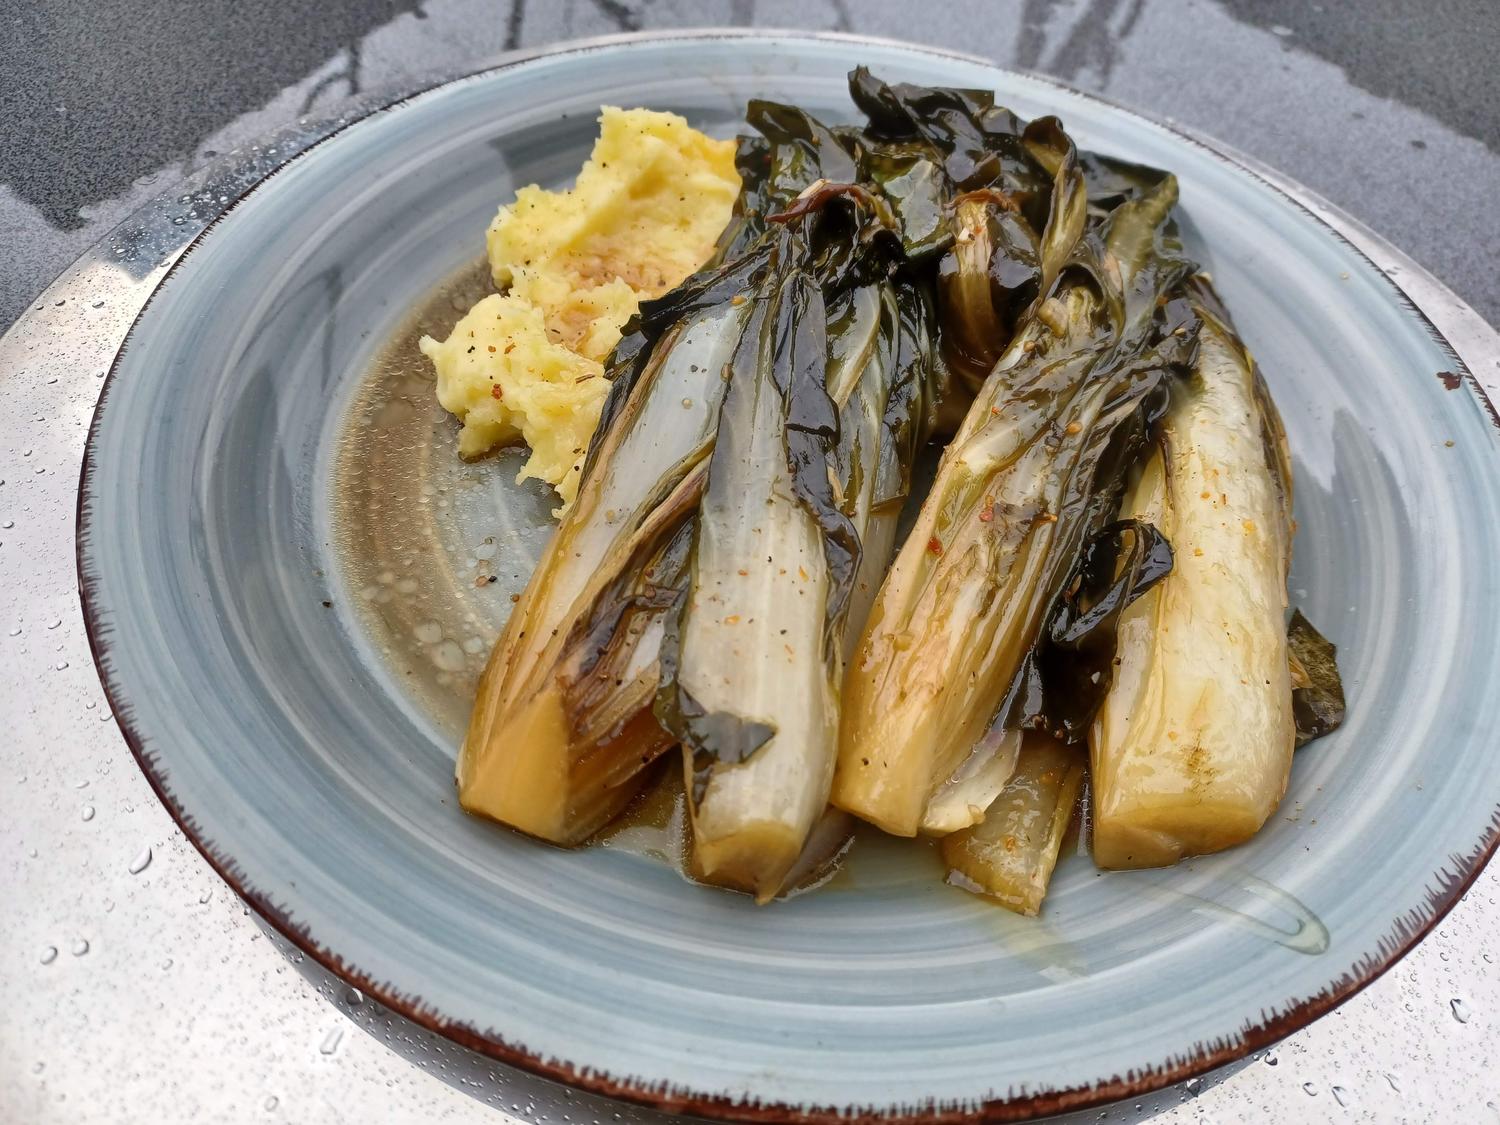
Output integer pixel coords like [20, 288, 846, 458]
[332, 259, 555, 738]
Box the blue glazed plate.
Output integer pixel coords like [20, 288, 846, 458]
[78, 32, 1500, 1122]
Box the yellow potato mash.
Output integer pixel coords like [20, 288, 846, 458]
[419, 295, 608, 501]
[420, 106, 739, 511]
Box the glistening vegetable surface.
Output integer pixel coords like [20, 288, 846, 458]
[76, 34, 1500, 1121]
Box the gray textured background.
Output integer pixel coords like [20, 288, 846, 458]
[3, 0, 1498, 334]
[4, 3, 1500, 1124]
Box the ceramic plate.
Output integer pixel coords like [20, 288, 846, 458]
[77, 32, 1500, 1122]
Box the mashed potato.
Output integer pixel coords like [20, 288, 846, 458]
[419, 295, 608, 498]
[420, 106, 739, 511]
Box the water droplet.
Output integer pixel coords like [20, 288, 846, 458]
[81, 806, 95, 822]
[102, 899, 114, 913]
[344, 987, 364, 1006]
[1183, 1077, 1201, 1096]
[71, 938, 89, 956]
[74, 779, 89, 789]
[413, 620, 443, 644]
[6, 626, 19, 636]
[431, 640, 467, 672]
[92, 300, 105, 309]
[32, 1061, 44, 1074]
[1302, 1081, 1317, 1096]
[1331, 1085, 1352, 1107]
[1451, 997, 1470, 1023]
[1263, 1050, 1279, 1067]
[54, 660, 68, 670]
[264, 1095, 279, 1110]
[161, 957, 173, 970]
[1384, 1073, 1401, 1093]
[319, 1027, 344, 1055]
[46, 618, 60, 630]
[40, 945, 58, 964]
[462, 636, 485, 655]
[1, 520, 12, 529]
[199, 889, 214, 904]
[128, 846, 153, 875]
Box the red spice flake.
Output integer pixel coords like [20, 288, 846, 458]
[487, 345, 497, 353]
[504, 341, 516, 354]
[723, 614, 741, 625]
[978, 496, 995, 523]
[1064, 421, 1082, 435]
[927, 536, 944, 556]
[490, 384, 504, 399]
[737, 568, 749, 576]
[797, 565, 809, 581]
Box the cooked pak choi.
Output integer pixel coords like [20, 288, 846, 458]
[1089, 276, 1313, 869]
[834, 171, 1197, 837]
[454, 69, 1345, 914]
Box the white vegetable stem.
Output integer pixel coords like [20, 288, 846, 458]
[1090, 283, 1294, 868]
[678, 301, 839, 899]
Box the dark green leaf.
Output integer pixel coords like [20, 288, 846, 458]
[1288, 610, 1347, 748]
[1017, 519, 1174, 743]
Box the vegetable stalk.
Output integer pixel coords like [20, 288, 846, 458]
[1089, 276, 1298, 868]
[834, 174, 1197, 837]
